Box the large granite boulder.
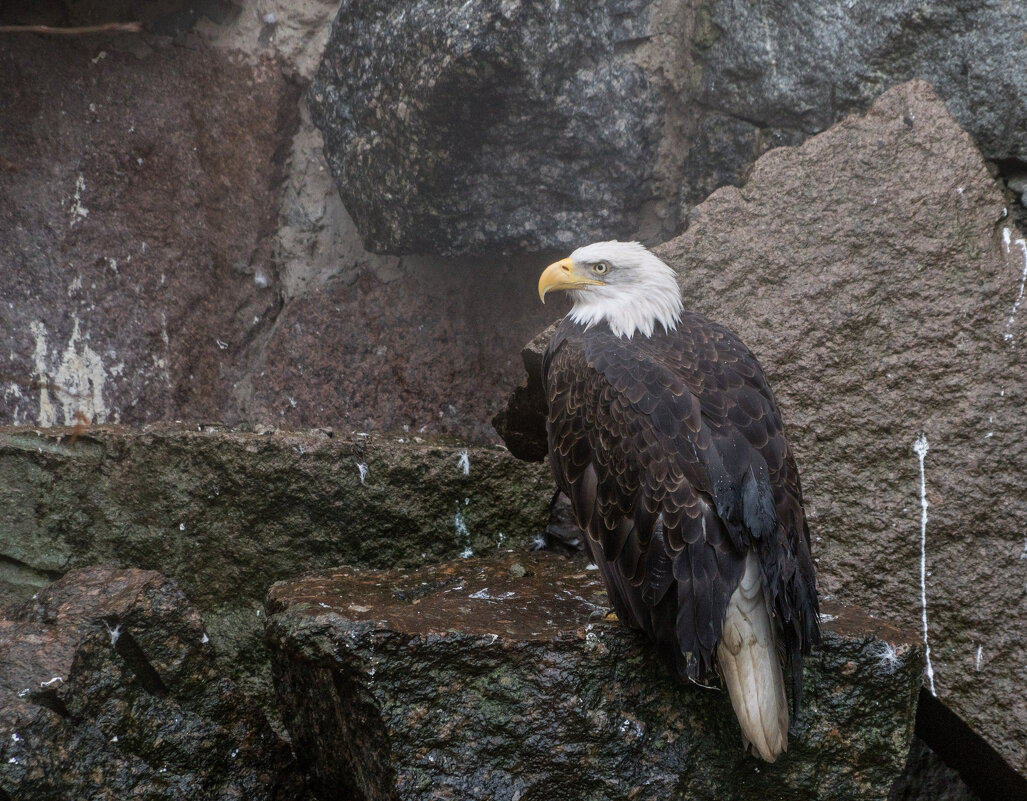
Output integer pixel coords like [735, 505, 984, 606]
[308, 0, 674, 254]
[310, 0, 1027, 253]
[266, 552, 922, 801]
[0, 567, 303, 800]
[696, 0, 1027, 160]
[494, 80, 1027, 777]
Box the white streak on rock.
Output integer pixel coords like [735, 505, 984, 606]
[975, 644, 983, 671]
[458, 449, 470, 476]
[1002, 227, 1027, 347]
[54, 316, 109, 424]
[469, 588, 514, 600]
[103, 620, 122, 646]
[29, 322, 57, 426]
[356, 462, 368, 485]
[455, 508, 473, 558]
[69, 175, 89, 227]
[913, 433, 936, 694]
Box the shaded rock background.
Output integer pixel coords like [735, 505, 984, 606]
[0, 6, 555, 439]
[0, 0, 1024, 797]
[0, 566, 303, 799]
[267, 552, 922, 801]
[1, 0, 1026, 437]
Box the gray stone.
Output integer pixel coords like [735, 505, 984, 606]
[308, 0, 671, 254]
[495, 80, 1027, 775]
[309, 0, 1027, 253]
[266, 552, 922, 801]
[697, 0, 1027, 163]
[0, 567, 303, 800]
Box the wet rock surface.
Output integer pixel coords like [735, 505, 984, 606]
[496, 79, 1027, 776]
[0, 424, 550, 704]
[0, 567, 303, 800]
[267, 552, 922, 801]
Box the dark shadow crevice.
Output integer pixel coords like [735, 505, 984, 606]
[915, 688, 1027, 801]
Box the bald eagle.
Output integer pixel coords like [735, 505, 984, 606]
[538, 241, 820, 761]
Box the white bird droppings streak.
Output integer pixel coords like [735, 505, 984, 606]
[455, 508, 473, 558]
[1002, 227, 1027, 347]
[458, 450, 470, 476]
[913, 433, 936, 695]
[69, 175, 89, 227]
[975, 644, 983, 672]
[102, 620, 122, 647]
[356, 463, 368, 485]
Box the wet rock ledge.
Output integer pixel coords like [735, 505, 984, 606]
[0, 567, 303, 800]
[267, 552, 922, 801]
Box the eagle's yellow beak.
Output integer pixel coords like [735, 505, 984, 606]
[538, 257, 605, 303]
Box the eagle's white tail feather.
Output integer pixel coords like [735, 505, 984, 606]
[716, 551, 789, 762]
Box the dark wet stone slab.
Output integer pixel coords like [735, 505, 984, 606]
[267, 552, 922, 801]
[0, 567, 304, 800]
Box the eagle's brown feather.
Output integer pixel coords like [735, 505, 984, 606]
[543, 311, 820, 738]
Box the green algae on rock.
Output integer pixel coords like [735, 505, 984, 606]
[0, 424, 551, 707]
[266, 552, 922, 801]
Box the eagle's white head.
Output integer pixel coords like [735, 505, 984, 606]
[538, 240, 683, 339]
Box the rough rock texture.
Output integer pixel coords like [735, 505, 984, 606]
[0, 36, 300, 427]
[0, 26, 553, 443]
[697, 0, 1027, 163]
[0, 424, 550, 702]
[0, 567, 302, 800]
[496, 81, 1027, 775]
[310, 0, 1027, 253]
[308, 0, 673, 254]
[267, 552, 922, 801]
[238, 253, 556, 441]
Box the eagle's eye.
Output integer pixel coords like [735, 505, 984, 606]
[593, 261, 611, 275]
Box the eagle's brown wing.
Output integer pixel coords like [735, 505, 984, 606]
[543, 313, 820, 706]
